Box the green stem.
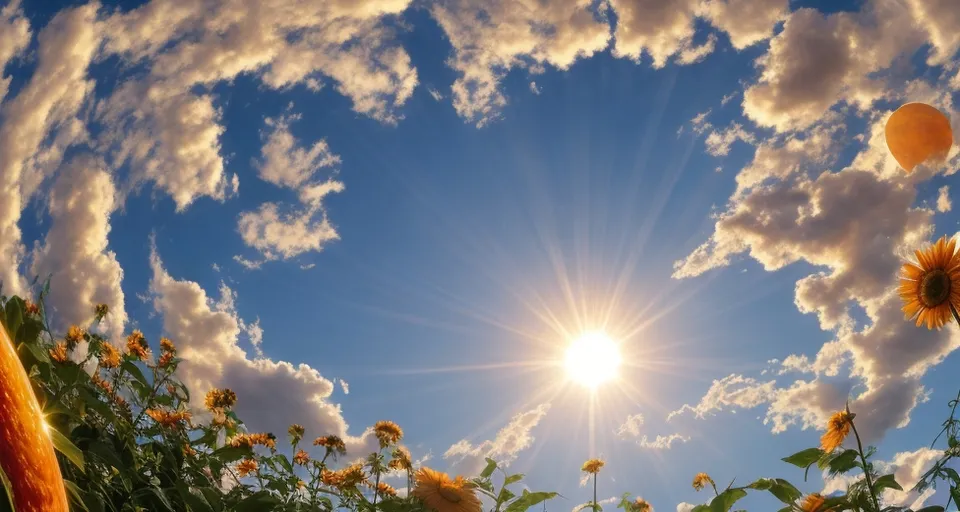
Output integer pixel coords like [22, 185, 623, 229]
[710, 482, 719, 498]
[850, 420, 881, 512]
[593, 474, 598, 512]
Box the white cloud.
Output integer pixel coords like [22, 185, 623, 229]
[638, 433, 690, 450]
[0, 0, 30, 104]
[608, 0, 705, 68]
[211, 263, 221, 272]
[529, 81, 542, 95]
[821, 447, 940, 509]
[427, 87, 444, 101]
[242, 318, 264, 358]
[430, 0, 610, 126]
[103, 0, 418, 124]
[905, 0, 960, 66]
[702, 0, 787, 50]
[668, 374, 776, 420]
[233, 255, 263, 270]
[937, 185, 951, 212]
[704, 122, 756, 157]
[742, 2, 929, 132]
[676, 504, 696, 512]
[616, 413, 645, 438]
[444, 404, 551, 477]
[339, 379, 349, 395]
[30, 155, 127, 343]
[236, 184, 344, 261]
[96, 80, 239, 211]
[148, 244, 381, 456]
[300, 263, 316, 270]
[720, 91, 737, 106]
[733, 122, 843, 195]
[255, 115, 340, 189]
[0, 3, 100, 297]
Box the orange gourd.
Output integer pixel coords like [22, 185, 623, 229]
[0, 322, 69, 511]
[884, 102, 954, 173]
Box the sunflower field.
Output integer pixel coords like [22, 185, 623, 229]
[2, 231, 960, 512]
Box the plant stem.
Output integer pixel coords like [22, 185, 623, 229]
[710, 482, 719, 497]
[850, 420, 881, 512]
[592, 474, 598, 512]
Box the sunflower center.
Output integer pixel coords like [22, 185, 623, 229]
[439, 484, 463, 503]
[920, 269, 952, 307]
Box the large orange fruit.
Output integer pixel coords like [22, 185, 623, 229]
[884, 102, 954, 173]
[0, 321, 69, 511]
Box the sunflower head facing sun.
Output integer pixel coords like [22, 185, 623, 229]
[900, 235, 960, 329]
[412, 467, 482, 512]
[565, 331, 622, 389]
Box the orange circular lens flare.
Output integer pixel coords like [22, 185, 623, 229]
[0, 324, 69, 511]
[884, 102, 954, 173]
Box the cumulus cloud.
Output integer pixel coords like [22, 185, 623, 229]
[0, 0, 30, 104]
[0, 3, 100, 297]
[704, 123, 756, 157]
[255, 115, 340, 189]
[743, 2, 926, 132]
[668, 375, 776, 420]
[444, 404, 551, 476]
[937, 185, 951, 212]
[430, 0, 610, 126]
[30, 155, 127, 342]
[148, 244, 381, 456]
[822, 447, 940, 509]
[529, 81, 542, 95]
[237, 184, 344, 261]
[237, 115, 345, 264]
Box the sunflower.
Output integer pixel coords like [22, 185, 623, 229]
[820, 410, 854, 453]
[204, 388, 237, 411]
[412, 468, 482, 512]
[236, 458, 258, 478]
[374, 420, 404, 447]
[581, 458, 604, 474]
[314, 435, 348, 457]
[158, 352, 175, 368]
[126, 330, 150, 360]
[159, 337, 176, 354]
[289, 424, 306, 443]
[692, 472, 714, 491]
[49, 342, 69, 363]
[99, 342, 121, 368]
[374, 481, 398, 498]
[146, 408, 191, 428]
[799, 493, 829, 512]
[24, 299, 40, 316]
[389, 446, 413, 470]
[94, 303, 109, 319]
[65, 325, 85, 348]
[293, 449, 310, 466]
[632, 498, 652, 512]
[900, 235, 960, 329]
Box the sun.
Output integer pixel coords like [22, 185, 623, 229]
[564, 331, 622, 389]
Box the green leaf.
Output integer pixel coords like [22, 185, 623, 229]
[782, 448, 824, 469]
[231, 492, 282, 511]
[49, 426, 85, 474]
[828, 449, 860, 475]
[709, 488, 747, 512]
[480, 458, 497, 479]
[504, 474, 524, 486]
[121, 360, 151, 389]
[211, 445, 253, 464]
[276, 454, 294, 474]
[3, 297, 24, 340]
[0, 461, 15, 512]
[747, 479, 800, 504]
[503, 491, 560, 512]
[64, 480, 90, 512]
[872, 474, 903, 492]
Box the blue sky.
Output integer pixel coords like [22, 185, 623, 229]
[4, 0, 960, 509]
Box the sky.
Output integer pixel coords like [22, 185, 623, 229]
[2, 0, 960, 510]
